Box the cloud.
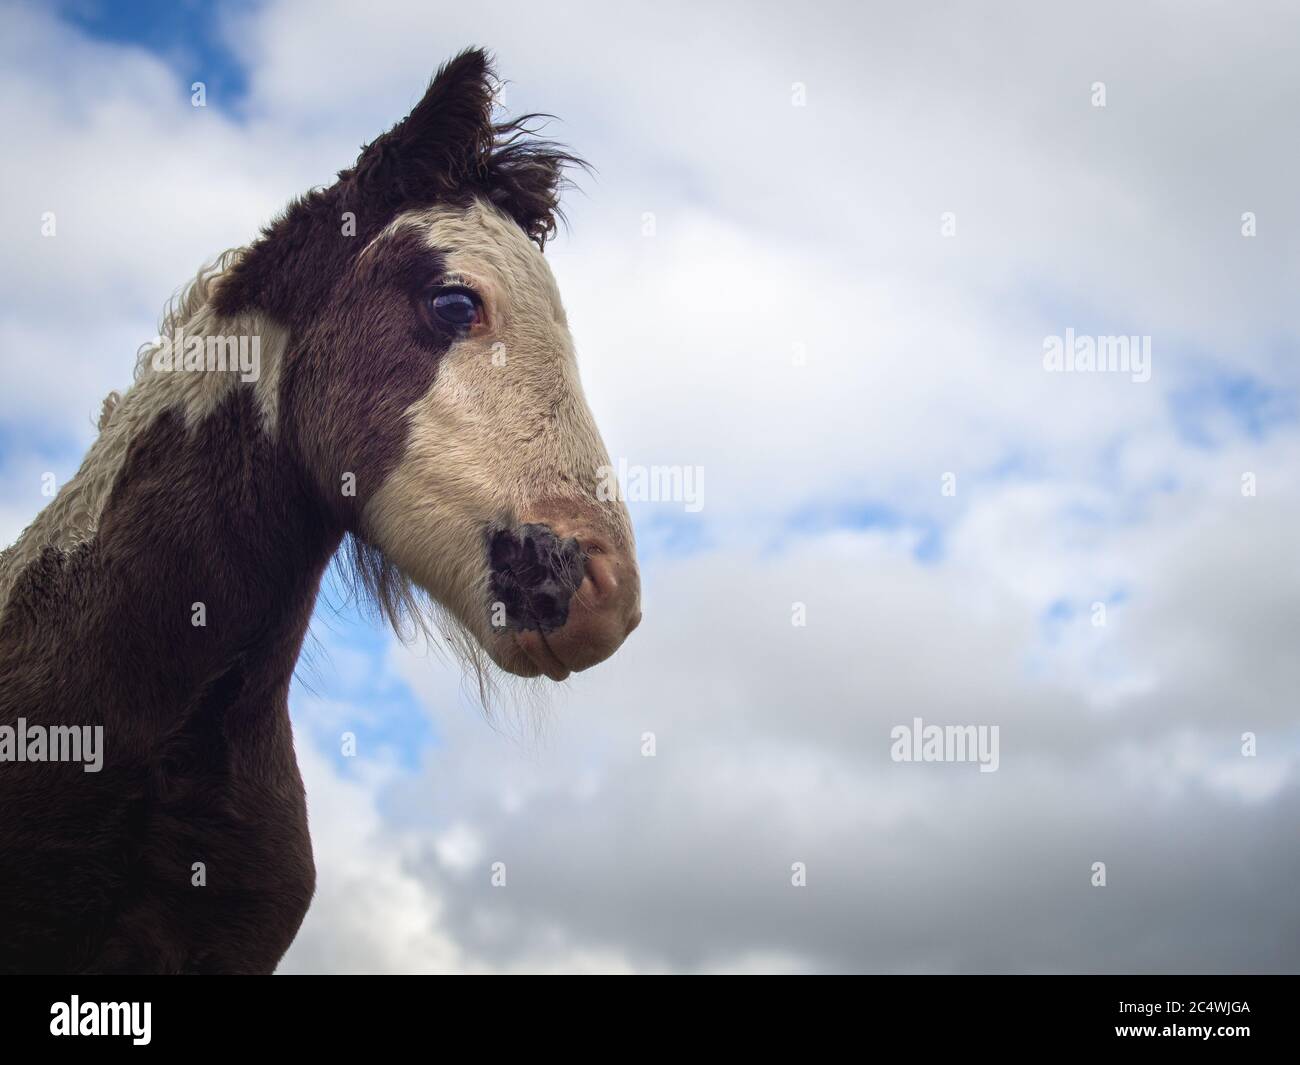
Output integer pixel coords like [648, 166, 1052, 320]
[286, 507, 1300, 973]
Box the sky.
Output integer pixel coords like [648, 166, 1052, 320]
[1, 0, 1298, 972]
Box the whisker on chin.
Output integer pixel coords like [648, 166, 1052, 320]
[337, 533, 478, 658]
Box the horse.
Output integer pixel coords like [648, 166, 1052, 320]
[0, 48, 640, 974]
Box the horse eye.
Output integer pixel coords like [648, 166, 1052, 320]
[429, 289, 481, 328]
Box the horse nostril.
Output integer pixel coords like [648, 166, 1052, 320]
[580, 546, 622, 605]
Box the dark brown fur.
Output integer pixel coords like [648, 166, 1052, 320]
[0, 392, 333, 972]
[0, 48, 577, 973]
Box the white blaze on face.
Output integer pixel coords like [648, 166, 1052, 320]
[363, 200, 635, 674]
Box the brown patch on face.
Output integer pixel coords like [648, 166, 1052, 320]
[280, 230, 456, 528]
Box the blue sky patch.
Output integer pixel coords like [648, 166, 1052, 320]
[59, 0, 252, 109]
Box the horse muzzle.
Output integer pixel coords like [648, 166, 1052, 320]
[486, 513, 641, 680]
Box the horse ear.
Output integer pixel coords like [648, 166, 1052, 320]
[212, 49, 498, 320]
[349, 47, 497, 209]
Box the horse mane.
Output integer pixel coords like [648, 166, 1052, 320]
[131, 248, 247, 383]
[477, 113, 588, 249]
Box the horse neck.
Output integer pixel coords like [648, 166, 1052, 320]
[3, 385, 343, 728]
